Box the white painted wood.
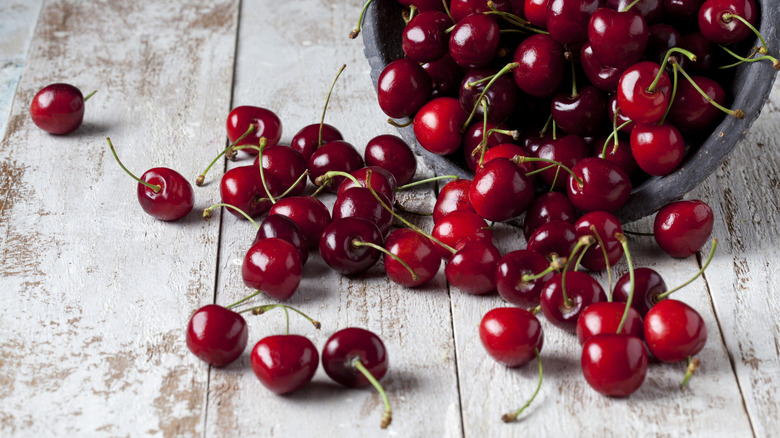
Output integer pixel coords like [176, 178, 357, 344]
[0, 0, 238, 435]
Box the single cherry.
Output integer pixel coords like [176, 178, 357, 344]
[220, 164, 280, 218]
[644, 299, 707, 362]
[449, 13, 500, 69]
[319, 217, 383, 275]
[512, 34, 567, 98]
[186, 304, 248, 367]
[254, 214, 309, 265]
[630, 122, 686, 176]
[251, 334, 319, 394]
[653, 199, 714, 258]
[433, 179, 475, 223]
[364, 135, 417, 186]
[332, 187, 394, 236]
[445, 238, 502, 295]
[580, 43, 623, 93]
[526, 220, 577, 262]
[567, 157, 632, 213]
[588, 7, 649, 71]
[253, 145, 308, 196]
[413, 97, 469, 155]
[479, 307, 544, 367]
[336, 166, 397, 203]
[432, 210, 493, 258]
[551, 85, 609, 137]
[495, 250, 558, 307]
[308, 140, 364, 193]
[617, 60, 671, 125]
[469, 157, 534, 222]
[581, 334, 648, 396]
[383, 228, 441, 288]
[698, 0, 757, 45]
[269, 196, 331, 249]
[226, 106, 282, 155]
[546, 0, 601, 45]
[540, 271, 607, 333]
[522, 192, 578, 239]
[576, 301, 644, 344]
[573, 211, 624, 272]
[377, 58, 433, 119]
[402, 11, 453, 63]
[613, 267, 668, 316]
[422, 54, 465, 98]
[30, 84, 94, 134]
[242, 238, 302, 301]
[459, 68, 519, 123]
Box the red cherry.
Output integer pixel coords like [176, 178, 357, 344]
[617, 61, 671, 125]
[524, 0, 551, 28]
[337, 166, 397, 203]
[540, 271, 607, 333]
[645, 23, 682, 65]
[495, 250, 555, 307]
[332, 187, 394, 236]
[698, 0, 757, 45]
[469, 157, 534, 222]
[413, 97, 469, 155]
[479, 307, 544, 367]
[573, 211, 624, 272]
[398, 0, 447, 12]
[269, 196, 332, 249]
[588, 7, 649, 71]
[252, 145, 308, 196]
[186, 304, 248, 367]
[383, 228, 441, 287]
[644, 299, 707, 362]
[522, 192, 578, 240]
[667, 76, 726, 134]
[567, 157, 631, 213]
[512, 34, 567, 98]
[220, 165, 280, 218]
[242, 238, 302, 300]
[613, 267, 668, 316]
[526, 220, 577, 262]
[591, 136, 641, 179]
[551, 85, 610, 137]
[226, 106, 282, 155]
[580, 43, 623, 93]
[449, 13, 500, 69]
[290, 123, 343, 162]
[30, 83, 90, 134]
[254, 214, 309, 265]
[433, 179, 476, 223]
[581, 334, 648, 396]
[450, 0, 512, 21]
[432, 210, 493, 258]
[364, 135, 417, 186]
[630, 122, 685, 176]
[608, 94, 637, 134]
[459, 69, 519, 124]
[308, 140, 365, 193]
[461, 121, 515, 172]
[319, 217, 383, 275]
[445, 238, 501, 295]
[531, 134, 589, 190]
[653, 199, 714, 258]
[250, 335, 318, 395]
[402, 11, 453, 62]
[422, 54, 465, 98]
[576, 301, 644, 345]
[377, 58, 433, 118]
[546, 0, 601, 45]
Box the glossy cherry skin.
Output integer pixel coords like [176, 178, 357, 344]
[308, 140, 364, 193]
[254, 214, 309, 265]
[644, 299, 707, 362]
[422, 54, 465, 98]
[319, 217, 383, 275]
[242, 238, 302, 300]
[432, 210, 493, 258]
[136, 167, 195, 221]
[451, 0, 513, 21]
[522, 192, 578, 239]
[449, 13, 500, 69]
[617, 61, 671, 125]
[698, 0, 757, 45]
[377, 58, 433, 119]
[433, 179, 475, 223]
[527, 220, 577, 262]
[495, 250, 555, 307]
[29, 83, 86, 134]
[645, 23, 682, 65]
[322, 327, 388, 388]
[552, 86, 609, 137]
[384, 228, 441, 287]
[512, 34, 567, 97]
[186, 304, 248, 368]
[469, 157, 534, 222]
[588, 7, 649, 71]
[606, 0, 663, 23]
[332, 187, 394, 236]
[337, 166, 397, 203]
[567, 157, 631, 213]
[653, 199, 714, 258]
[580, 43, 623, 93]
[459, 69, 519, 123]
[483, 144, 536, 182]
[445, 238, 502, 295]
[592, 137, 641, 179]
[581, 334, 648, 396]
[532, 134, 589, 190]
[402, 11, 453, 62]
[613, 267, 668, 316]
[461, 122, 515, 172]
[364, 135, 417, 186]
[251, 335, 319, 395]
[524, 0, 551, 28]
[576, 301, 644, 345]
[667, 76, 725, 134]
[480, 307, 544, 367]
[574, 211, 624, 271]
[630, 122, 685, 176]
[220, 165, 280, 218]
[253, 145, 308, 196]
[546, 0, 601, 45]
[226, 106, 282, 155]
[290, 123, 343, 162]
[540, 271, 607, 333]
[269, 196, 331, 249]
[414, 97, 469, 155]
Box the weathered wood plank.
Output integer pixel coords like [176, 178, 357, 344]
[0, 1, 238, 436]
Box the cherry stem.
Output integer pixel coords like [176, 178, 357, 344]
[442, 0, 453, 21]
[395, 175, 458, 191]
[366, 170, 456, 254]
[241, 303, 321, 329]
[203, 203, 260, 228]
[656, 238, 718, 300]
[196, 124, 256, 186]
[310, 184, 328, 198]
[722, 14, 767, 53]
[615, 233, 634, 334]
[273, 170, 309, 200]
[226, 290, 263, 309]
[253, 138, 276, 204]
[394, 201, 433, 216]
[647, 47, 697, 93]
[350, 0, 374, 38]
[513, 156, 583, 186]
[719, 45, 779, 70]
[106, 138, 161, 193]
[539, 114, 553, 137]
[520, 257, 566, 283]
[524, 164, 557, 177]
[622, 229, 654, 237]
[502, 349, 543, 423]
[283, 306, 290, 335]
[352, 238, 419, 281]
[620, 0, 642, 12]
[660, 61, 679, 125]
[314, 170, 361, 190]
[552, 120, 557, 140]
[407, 4, 418, 22]
[561, 236, 596, 307]
[462, 62, 519, 130]
[676, 63, 745, 119]
[681, 356, 700, 388]
[320, 64, 347, 148]
[600, 120, 633, 159]
[83, 90, 97, 101]
[488, 128, 520, 140]
[485, 2, 548, 34]
[549, 166, 561, 193]
[353, 359, 392, 429]
[530, 305, 541, 315]
[387, 118, 413, 128]
[478, 100, 490, 167]
[573, 244, 589, 272]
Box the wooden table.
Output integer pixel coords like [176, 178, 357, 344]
[1, 1, 778, 436]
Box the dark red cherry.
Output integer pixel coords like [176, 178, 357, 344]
[449, 14, 501, 69]
[617, 61, 671, 125]
[433, 179, 476, 223]
[479, 307, 544, 367]
[512, 34, 567, 97]
[445, 238, 502, 295]
[551, 85, 609, 137]
[30, 83, 88, 134]
[251, 335, 319, 395]
[226, 106, 282, 155]
[186, 304, 248, 367]
[576, 301, 644, 345]
[422, 54, 465, 98]
[580, 43, 623, 92]
[581, 334, 648, 396]
[588, 7, 649, 71]
[664, 0, 705, 24]
[253, 145, 308, 196]
[573, 211, 624, 271]
[291, 123, 344, 162]
[644, 299, 707, 362]
[495, 250, 555, 307]
[540, 271, 607, 333]
[254, 214, 309, 265]
[698, 0, 757, 45]
[532, 134, 589, 190]
[432, 210, 493, 257]
[613, 267, 668, 316]
[135, 167, 195, 221]
[645, 24, 682, 65]
[546, 0, 601, 45]
[308, 140, 364, 193]
[605, 0, 663, 23]
[402, 11, 453, 63]
[332, 187, 394, 236]
[451, 0, 512, 21]
[567, 157, 631, 213]
[630, 122, 685, 176]
[680, 32, 715, 74]
[469, 157, 534, 222]
[667, 76, 726, 134]
[242, 238, 302, 300]
[459, 68, 520, 123]
[413, 97, 469, 155]
[364, 135, 417, 186]
[220, 165, 280, 218]
[384, 228, 441, 287]
[592, 136, 641, 179]
[319, 217, 383, 275]
[526, 220, 577, 262]
[269, 196, 331, 249]
[522, 192, 578, 239]
[322, 327, 388, 387]
[653, 199, 714, 258]
[337, 166, 397, 203]
[462, 122, 515, 172]
[524, 0, 551, 28]
[377, 58, 433, 119]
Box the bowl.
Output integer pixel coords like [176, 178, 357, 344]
[361, 1, 779, 223]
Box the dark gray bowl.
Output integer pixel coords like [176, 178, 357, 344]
[362, 1, 779, 223]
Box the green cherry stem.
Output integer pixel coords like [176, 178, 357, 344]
[539, 114, 553, 137]
[647, 47, 697, 94]
[552, 119, 558, 140]
[600, 120, 633, 159]
[502, 348, 543, 423]
[196, 124, 257, 186]
[319, 64, 347, 148]
[562, 235, 596, 307]
[549, 166, 561, 193]
[590, 225, 613, 298]
[524, 164, 557, 177]
[387, 118, 413, 128]
[620, 0, 642, 12]
[353, 359, 393, 429]
[253, 138, 276, 204]
[660, 61, 679, 125]
[83, 90, 97, 101]
[226, 290, 264, 309]
[615, 233, 634, 334]
[240, 303, 321, 329]
[349, 0, 374, 38]
[722, 13, 768, 53]
[676, 63, 745, 118]
[655, 239, 718, 301]
[478, 100, 490, 167]
[395, 175, 458, 191]
[106, 138, 161, 193]
[352, 238, 419, 282]
[462, 62, 519, 129]
[202, 203, 260, 228]
[681, 357, 700, 388]
[520, 257, 566, 283]
[512, 156, 583, 186]
[719, 44, 780, 70]
[314, 170, 361, 189]
[442, 0, 453, 21]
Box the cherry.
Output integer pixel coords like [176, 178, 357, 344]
[30, 84, 94, 134]
[336, 166, 397, 203]
[433, 179, 476, 223]
[617, 60, 671, 125]
[402, 11, 453, 62]
[226, 106, 282, 155]
[588, 7, 649, 71]
[332, 187, 394, 236]
[698, 0, 757, 45]
[495, 250, 557, 307]
[383, 228, 441, 287]
[319, 217, 383, 275]
[186, 304, 248, 367]
[269, 196, 331, 249]
[422, 54, 465, 98]
[377, 58, 433, 118]
[551, 85, 609, 137]
[254, 214, 309, 265]
[242, 238, 302, 300]
[593, 136, 641, 179]
[667, 76, 726, 134]
[364, 135, 417, 186]
[664, 0, 705, 24]
[526, 220, 577, 262]
[531, 134, 589, 190]
[573, 211, 624, 271]
[432, 210, 493, 258]
[480, 307, 544, 367]
[321, 327, 392, 428]
[580, 43, 623, 92]
[645, 24, 682, 65]
[450, 0, 512, 22]
[546, 0, 601, 45]
[449, 13, 500, 69]
[567, 157, 631, 213]
[522, 192, 578, 239]
[220, 164, 280, 218]
[482, 143, 536, 182]
[413, 97, 469, 155]
[576, 301, 644, 344]
[251, 334, 319, 394]
[291, 123, 344, 162]
[308, 140, 364, 193]
[252, 145, 308, 197]
[524, 0, 551, 28]
[461, 121, 516, 172]
[445, 238, 502, 295]
[581, 334, 648, 396]
[680, 32, 715, 74]
[106, 138, 194, 221]
[613, 267, 668, 316]
[630, 122, 685, 176]
[653, 199, 714, 258]
[460, 69, 520, 123]
[512, 34, 567, 97]
[540, 271, 607, 333]
[644, 299, 707, 362]
[469, 157, 534, 222]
